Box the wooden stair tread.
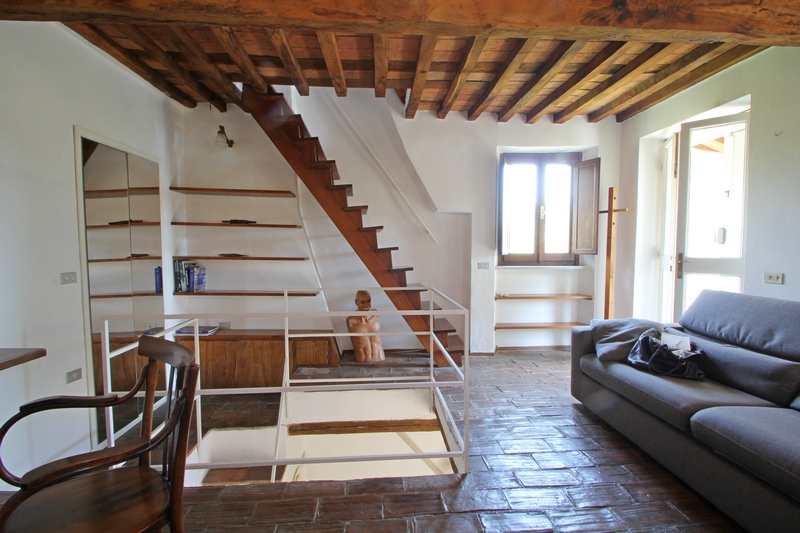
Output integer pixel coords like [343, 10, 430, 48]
[433, 318, 456, 334]
[447, 335, 464, 352]
[328, 184, 353, 196]
[345, 205, 368, 214]
[359, 225, 383, 233]
[375, 246, 399, 253]
[339, 350, 430, 367]
[389, 266, 413, 273]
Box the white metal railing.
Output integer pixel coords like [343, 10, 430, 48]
[94, 286, 469, 481]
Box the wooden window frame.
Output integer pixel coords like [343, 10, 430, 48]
[497, 152, 599, 266]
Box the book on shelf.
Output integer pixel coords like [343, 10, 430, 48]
[173, 258, 207, 293]
[175, 325, 219, 336]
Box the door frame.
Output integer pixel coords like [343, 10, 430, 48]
[673, 112, 749, 317]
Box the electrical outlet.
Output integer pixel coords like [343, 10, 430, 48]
[60, 272, 77, 285]
[764, 272, 785, 284]
[477, 262, 490, 270]
[66, 368, 82, 384]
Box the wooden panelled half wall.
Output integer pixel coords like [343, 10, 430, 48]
[91, 330, 339, 393]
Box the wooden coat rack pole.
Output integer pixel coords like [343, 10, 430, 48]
[599, 187, 629, 319]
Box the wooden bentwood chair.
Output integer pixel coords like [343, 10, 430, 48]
[0, 335, 199, 533]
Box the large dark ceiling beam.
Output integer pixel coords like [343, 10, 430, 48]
[437, 35, 488, 119]
[168, 26, 242, 103]
[317, 30, 347, 96]
[373, 34, 389, 98]
[213, 26, 271, 94]
[616, 45, 766, 122]
[467, 37, 538, 121]
[524, 40, 630, 124]
[65, 22, 196, 108]
[122, 24, 227, 112]
[496, 39, 586, 122]
[588, 42, 727, 122]
[405, 34, 437, 119]
[3, 0, 800, 46]
[551, 42, 681, 124]
[265, 27, 310, 96]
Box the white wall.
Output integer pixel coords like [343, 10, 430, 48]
[622, 47, 800, 317]
[0, 22, 181, 488]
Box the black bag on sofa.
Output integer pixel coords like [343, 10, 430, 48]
[628, 328, 705, 380]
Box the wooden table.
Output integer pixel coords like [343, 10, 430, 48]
[0, 348, 47, 371]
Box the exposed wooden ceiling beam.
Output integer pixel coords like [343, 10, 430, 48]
[551, 42, 679, 124]
[265, 27, 309, 96]
[588, 42, 725, 123]
[497, 40, 586, 122]
[437, 35, 489, 119]
[373, 34, 388, 98]
[7, 0, 800, 46]
[468, 38, 538, 121]
[65, 22, 196, 109]
[316, 31, 347, 96]
[213, 26, 271, 94]
[405, 34, 437, 119]
[122, 24, 227, 112]
[524, 41, 629, 124]
[168, 26, 242, 103]
[616, 45, 766, 122]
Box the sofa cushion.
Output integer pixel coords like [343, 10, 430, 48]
[580, 354, 777, 432]
[691, 406, 800, 502]
[679, 290, 800, 362]
[665, 327, 800, 406]
[590, 318, 663, 362]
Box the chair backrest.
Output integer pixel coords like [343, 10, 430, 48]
[136, 334, 195, 445]
[136, 334, 199, 512]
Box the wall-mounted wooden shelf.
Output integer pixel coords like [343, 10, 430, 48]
[90, 291, 163, 299]
[84, 187, 159, 199]
[170, 186, 295, 198]
[495, 294, 593, 300]
[0, 348, 46, 372]
[171, 221, 301, 229]
[495, 322, 586, 330]
[87, 221, 160, 230]
[89, 256, 162, 263]
[172, 255, 307, 262]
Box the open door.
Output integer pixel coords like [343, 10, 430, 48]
[674, 112, 748, 317]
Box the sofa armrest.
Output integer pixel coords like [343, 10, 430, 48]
[571, 326, 594, 399]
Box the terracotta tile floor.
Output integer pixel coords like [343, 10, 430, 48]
[176, 349, 744, 532]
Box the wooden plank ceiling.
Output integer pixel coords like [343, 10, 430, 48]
[3, 0, 797, 123]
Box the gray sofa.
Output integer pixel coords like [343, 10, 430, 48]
[571, 290, 800, 533]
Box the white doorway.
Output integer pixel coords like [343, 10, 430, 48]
[672, 112, 749, 317]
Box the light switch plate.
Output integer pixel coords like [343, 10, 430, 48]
[66, 368, 82, 383]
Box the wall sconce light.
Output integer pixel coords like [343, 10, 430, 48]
[215, 125, 234, 147]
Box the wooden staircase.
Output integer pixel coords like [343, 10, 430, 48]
[240, 85, 462, 366]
